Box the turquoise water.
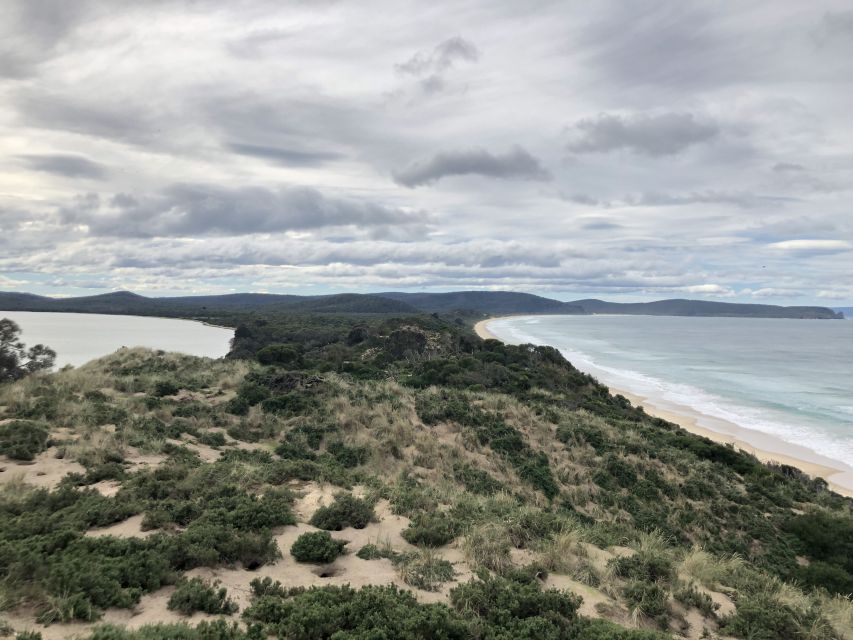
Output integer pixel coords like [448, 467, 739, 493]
[2, 311, 234, 368]
[488, 315, 853, 471]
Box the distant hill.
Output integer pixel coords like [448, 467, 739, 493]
[0, 291, 418, 317]
[378, 291, 584, 315]
[571, 298, 844, 319]
[834, 307, 851, 319]
[0, 290, 843, 319]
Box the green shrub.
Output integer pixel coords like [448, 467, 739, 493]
[608, 552, 674, 584]
[355, 543, 401, 562]
[86, 620, 247, 639]
[244, 584, 469, 639]
[308, 493, 375, 531]
[290, 531, 347, 563]
[167, 577, 237, 616]
[256, 344, 302, 366]
[153, 379, 181, 397]
[673, 583, 718, 618]
[622, 581, 669, 627]
[325, 441, 369, 468]
[397, 550, 455, 591]
[401, 512, 460, 547]
[449, 571, 581, 636]
[718, 595, 807, 640]
[452, 463, 503, 495]
[197, 432, 226, 447]
[0, 420, 49, 461]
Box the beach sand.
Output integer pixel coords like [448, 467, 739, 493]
[474, 316, 853, 498]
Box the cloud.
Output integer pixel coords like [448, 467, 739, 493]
[395, 36, 479, 95]
[396, 36, 479, 76]
[58, 184, 430, 238]
[19, 154, 107, 179]
[772, 162, 805, 172]
[227, 143, 342, 167]
[768, 239, 852, 253]
[566, 112, 719, 156]
[630, 190, 796, 208]
[394, 146, 551, 187]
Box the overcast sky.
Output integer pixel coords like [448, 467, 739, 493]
[1, 0, 852, 304]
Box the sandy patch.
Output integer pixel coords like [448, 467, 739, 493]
[85, 514, 153, 539]
[0, 448, 85, 489]
[545, 574, 613, 618]
[90, 479, 122, 497]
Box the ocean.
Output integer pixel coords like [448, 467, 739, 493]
[487, 314, 853, 479]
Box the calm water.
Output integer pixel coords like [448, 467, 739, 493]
[488, 315, 853, 469]
[2, 311, 234, 368]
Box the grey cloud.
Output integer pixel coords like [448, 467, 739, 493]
[226, 28, 292, 58]
[816, 11, 853, 44]
[58, 184, 429, 238]
[15, 91, 159, 145]
[630, 190, 797, 208]
[394, 146, 551, 187]
[396, 36, 479, 76]
[19, 154, 107, 179]
[0, 0, 91, 78]
[227, 143, 342, 167]
[395, 36, 479, 95]
[579, 2, 747, 89]
[566, 112, 719, 156]
[772, 162, 805, 172]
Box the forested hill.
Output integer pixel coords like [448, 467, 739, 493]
[0, 290, 843, 319]
[573, 298, 845, 319]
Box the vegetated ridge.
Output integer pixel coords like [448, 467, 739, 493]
[0, 311, 851, 639]
[0, 290, 843, 319]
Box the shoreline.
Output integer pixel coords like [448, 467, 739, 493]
[475, 316, 853, 498]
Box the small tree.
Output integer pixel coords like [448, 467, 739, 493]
[0, 319, 56, 383]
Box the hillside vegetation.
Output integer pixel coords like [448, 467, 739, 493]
[0, 314, 851, 639]
[0, 290, 843, 319]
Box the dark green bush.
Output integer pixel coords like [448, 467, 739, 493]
[718, 595, 808, 640]
[0, 420, 49, 461]
[86, 620, 247, 639]
[452, 463, 503, 495]
[244, 584, 470, 639]
[401, 512, 460, 547]
[153, 379, 181, 397]
[290, 531, 347, 564]
[673, 584, 717, 618]
[622, 581, 669, 627]
[308, 493, 375, 531]
[608, 552, 674, 585]
[167, 577, 237, 616]
[256, 344, 302, 366]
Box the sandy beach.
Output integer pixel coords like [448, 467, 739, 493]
[475, 317, 853, 498]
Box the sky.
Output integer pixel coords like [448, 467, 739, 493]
[1, 0, 852, 305]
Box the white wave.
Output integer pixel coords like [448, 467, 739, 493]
[488, 318, 853, 468]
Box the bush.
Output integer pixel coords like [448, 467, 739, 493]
[167, 577, 237, 616]
[256, 344, 302, 367]
[718, 595, 806, 640]
[622, 581, 669, 627]
[0, 420, 49, 461]
[308, 493, 375, 531]
[673, 583, 718, 618]
[153, 380, 180, 398]
[243, 584, 469, 639]
[449, 572, 581, 636]
[401, 512, 460, 547]
[608, 552, 674, 585]
[397, 549, 455, 591]
[290, 531, 347, 564]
